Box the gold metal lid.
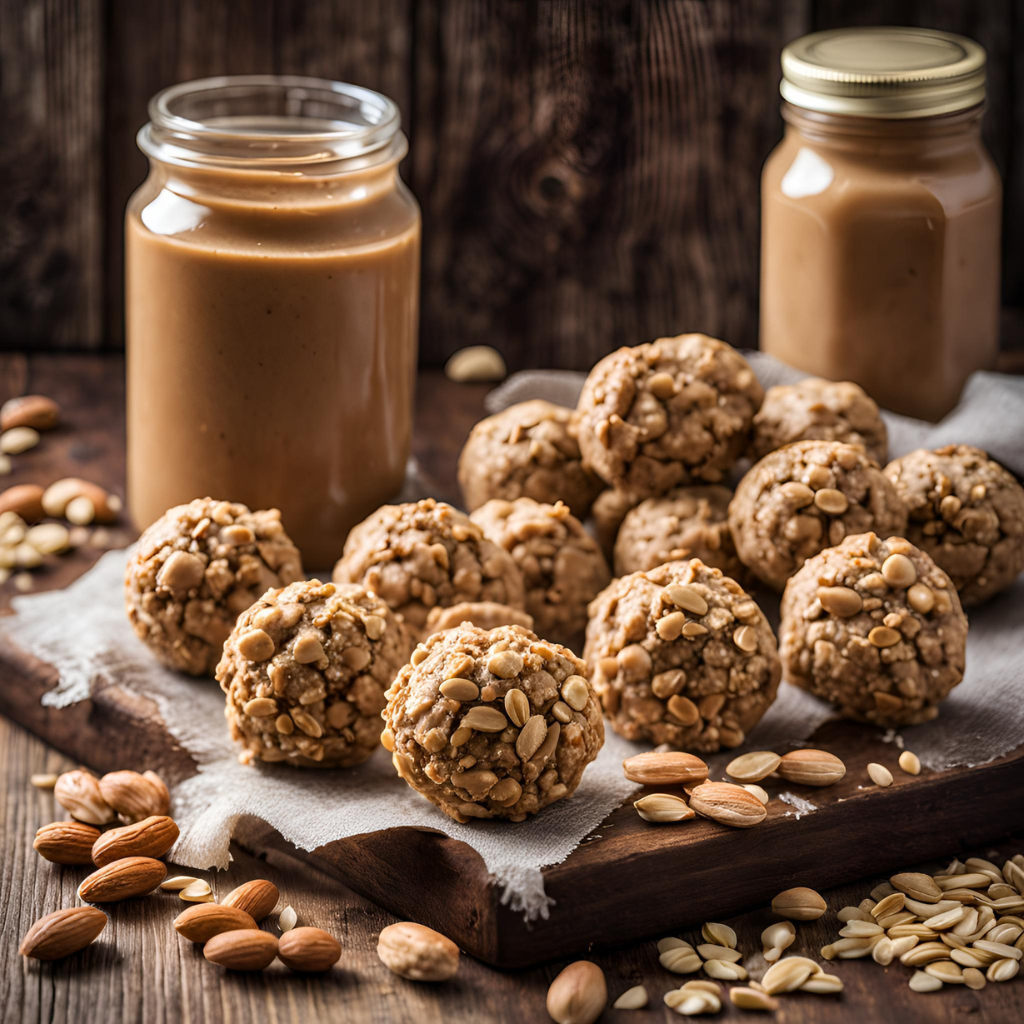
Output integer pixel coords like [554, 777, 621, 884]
[781, 27, 986, 118]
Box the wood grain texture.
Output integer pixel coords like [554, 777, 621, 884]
[0, 0, 104, 349]
[413, 0, 807, 368]
[1, 1, 1021, 362]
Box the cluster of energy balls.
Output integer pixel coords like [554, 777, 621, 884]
[125, 333, 1023, 823]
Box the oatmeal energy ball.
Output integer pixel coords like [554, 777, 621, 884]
[575, 334, 764, 499]
[583, 559, 781, 752]
[614, 485, 744, 581]
[884, 445, 1024, 606]
[470, 498, 611, 650]
[332, 499, 526, 638]
[383, 624, 604, 822]
[780, 532, 967, 726]
[219, 580, 413, 767]
[751, 378, 889, 464]
[458, 399, 603, 519]
[125, 498, 304, 676]
[729, 440, 908, 591]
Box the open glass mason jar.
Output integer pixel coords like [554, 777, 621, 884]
[761, 28, 1001, 421]
[126, 76, 420, 566]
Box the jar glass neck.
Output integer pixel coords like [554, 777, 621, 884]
[781, 101, 984, 152]
[139, 75, 403, 177]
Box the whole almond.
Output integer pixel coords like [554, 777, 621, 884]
[78, 856, 167, 902]
[41, 477, 120, 523]
[688, 781, 768, 829]
[204, 929, 279, 970]
[34, 820, 101, 864]
[54, 769, 115, 824]
[174, 904, 257, 943]
[776, 749, 847, 787]
[621, 751, 708, 786]
[91, 815, 179, 867]
[546, 960, 607, 1024]
[1, 395, 60, 432]
[278, 926, 343, 972]
[99, 770, 169, 823]
[222, 879, 279, 922]
[891, 872, 943, 903]
[772, 887, 828, 921]
[377, 921, 460, 981]
[0, 484, 45, 523]
[19, 907, 107, 961]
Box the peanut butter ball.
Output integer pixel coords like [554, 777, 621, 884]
[470, 498, 611, 650]
[332, 499, 526, 639]
[583, 559, 781, 752]
[780, 533, 967, 726]
[125, 498, 304, 676]
[219, 580, 413, 767]
[751, 378, 888, 464]
[613, 485, 745, 581]
[383, 624, 604, 822]
[575, 334, 764, 500]
[884, 445, 1024, 606]
[458, 400, 603, 519]
[729, 440, 908, 591]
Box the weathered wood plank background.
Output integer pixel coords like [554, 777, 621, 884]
[1, 0, 1020, 368]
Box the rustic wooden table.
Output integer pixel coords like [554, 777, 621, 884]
[2, 354, 1021, 1024]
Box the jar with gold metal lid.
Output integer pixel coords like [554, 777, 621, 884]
[760, 27, 1002, 421]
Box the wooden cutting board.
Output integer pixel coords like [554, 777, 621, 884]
[4, 621, 1023, 968]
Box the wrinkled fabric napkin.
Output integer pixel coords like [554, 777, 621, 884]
[3, 353, 1022, 919]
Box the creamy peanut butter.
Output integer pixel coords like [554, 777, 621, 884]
[761, 29, 1002, 421]
[126, 78, 420, 567]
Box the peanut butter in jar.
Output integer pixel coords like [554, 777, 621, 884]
[126, 77, 420, 567]
[761, 28, 1002, 421]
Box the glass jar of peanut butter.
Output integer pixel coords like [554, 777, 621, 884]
[761, 28, 1002, 421]
[126, 76, 420, 566]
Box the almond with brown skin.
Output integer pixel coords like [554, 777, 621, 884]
[776, 749, 846, 787]
[19, 907, 107, 961]
[54, 769, 115, 825]
[78, 856, 167, 902]
[222, 879, 279, 922]
[91, 815, 179, 867]
[277, 927, 342, 972]
[33, 820, 101, 864]
[173, 904, 257, 943]
[621, 751, 709, 786]
[204, 929, 279, 970]
[688, 781, 768, 829]
[0, 485, 45, 523]
[377, 921, 460, 981]
[99, 770, 169, 823]
[1, 395, 60, 432]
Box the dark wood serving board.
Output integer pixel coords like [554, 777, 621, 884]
[2, 356, 1024, 969]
